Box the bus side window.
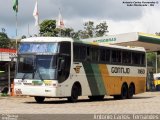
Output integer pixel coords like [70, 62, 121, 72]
[106, 49, 110, 62]
[132, 52, 140, 65]
[122, 51, 131, 64]
[73, 44, 86, 62]
[59, 42, 71, 55]
[112, 49, 121, 63]
[141, 53, 145, 66]
[91, 47, 99, 62]
[100, 49, 106, 62]
[73, 45, 79, 61]
[79, 46, 86, 61]
[86, 46, 91, 62]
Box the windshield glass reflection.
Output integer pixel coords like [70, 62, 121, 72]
[16, 55, 58, 80]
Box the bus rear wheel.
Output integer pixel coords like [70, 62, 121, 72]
[128, 84, 135, 99]
[120, 84, 128, 99]
[88, 95, 104, 101]
[34, 96, 45, 103]
[68, 84, 80, 103]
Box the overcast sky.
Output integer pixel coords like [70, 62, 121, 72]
[0, 0, 160, 38]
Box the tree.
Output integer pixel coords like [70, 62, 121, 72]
[95, 21, 108, 37]
[155, 32, 160, 36]
[39, 20, 57, 36]
[39, 19, 109, 40]
[0, 32, 10, 48]
[147, 52, 156, 67]
[84, 21, 95, 38]
[39, 19, 75, 37]
[77, 21, 109, 39]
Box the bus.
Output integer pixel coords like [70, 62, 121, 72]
[153, 73, 160, 91]
[14, 37, 146, 103]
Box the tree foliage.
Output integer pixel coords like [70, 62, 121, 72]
[147, 52, 156, 67]
[39, 20, 75, 38]
[0, 32, 10, 48]
[77, 21, 109, 39]
[95, 21, 108, 37]
[155, 32, 160, 36]
[39, 19, 109, 40]
[39, 20, 57, 36]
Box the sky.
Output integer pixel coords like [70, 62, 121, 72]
[0, 0, 160, 38]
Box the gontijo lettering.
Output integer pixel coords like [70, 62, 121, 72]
[111, 67, 130, 74]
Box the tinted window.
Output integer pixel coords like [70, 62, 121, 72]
[60, 42, 71, 55]
[73, 44, 86, 61]
[91, 47, 99, 62]
[132, 52, 140, 64]
[112, 49, 121, 63]
[122, 51, 131, 64]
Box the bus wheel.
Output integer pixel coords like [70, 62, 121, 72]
[156, 85, 160, 91]
[68, 84, 79, 103]
[128, 84, 135, 99]
[88, 95, 104, 101]
[120, 84, 128, 99]
[34, 96, 45, 103]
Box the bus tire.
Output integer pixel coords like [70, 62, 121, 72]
[120, 83, 128, 99]
[88, 95, 104, 101]
[128, 83, 135, 99]
[2, 87, 9, 94]
[156, 85, 160, 91]
[68, 83, 80, 103]
[34, 96, 45, 103]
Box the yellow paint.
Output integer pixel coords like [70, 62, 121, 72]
[44, 80, 52, 84]
[98, 64, 109, 94]
[138, 32, 160, 39]
[154, 80, 160, 86]
[99, 64, 146, 96]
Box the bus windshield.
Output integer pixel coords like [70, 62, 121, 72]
[19, 43, 59, 53]
[16, 55, 58, 80]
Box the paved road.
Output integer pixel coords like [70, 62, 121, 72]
[0, 92, 160, 114]
[1, 92, 160, 120]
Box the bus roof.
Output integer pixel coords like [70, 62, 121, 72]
[21, 36, 145, 52]
[81, 32, 160, 52]
[21, 37, 73, 43]
[75, 40, 146, 52]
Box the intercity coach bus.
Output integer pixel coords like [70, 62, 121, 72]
[14, 37, 146, 103]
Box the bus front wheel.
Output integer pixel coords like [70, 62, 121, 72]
[68, 84, 80, 103]
[34, 96, 45, 103]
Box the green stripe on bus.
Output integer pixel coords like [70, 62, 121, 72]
[82, 63, 99, 95]
[139, 35, 160, 44]
[91, 64, 106, 95]
[82, 63, 105, 95]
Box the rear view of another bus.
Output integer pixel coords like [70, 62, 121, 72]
[153, 73, 160, 91]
